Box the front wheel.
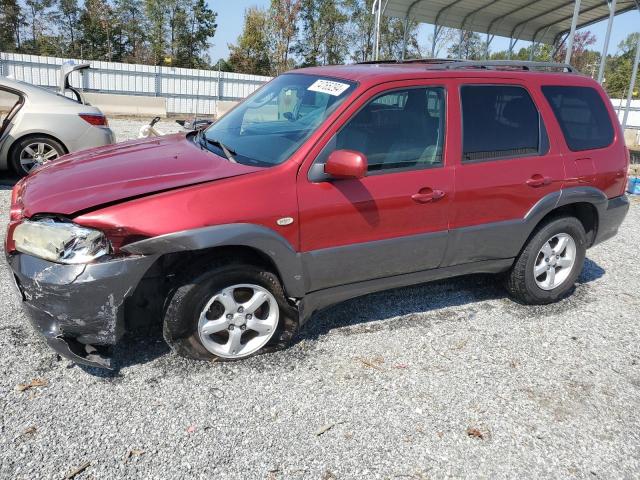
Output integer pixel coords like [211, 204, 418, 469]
[506, 217, 587, 304]
[163, 264, 298, 361]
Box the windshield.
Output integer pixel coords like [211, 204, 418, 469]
[203, 74, 356, 166]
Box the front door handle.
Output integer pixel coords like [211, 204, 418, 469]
[526, 174, 552, 188]
[411, 188, 445, 203]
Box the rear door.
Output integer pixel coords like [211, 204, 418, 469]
[0, 86, 24, 146]
[445, 78, 566, 266]
[297, 80, 456, 292]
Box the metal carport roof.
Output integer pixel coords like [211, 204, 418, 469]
[384, 0, 638, 45]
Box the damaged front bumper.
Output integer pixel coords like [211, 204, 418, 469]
[7, 252, 157, 369]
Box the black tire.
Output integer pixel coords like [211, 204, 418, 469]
[10, 136, 65, 177]
[506, 216, 587, 304]
[163, 263, 298, 361]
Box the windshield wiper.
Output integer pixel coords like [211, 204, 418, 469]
[198, 131, 237, 163]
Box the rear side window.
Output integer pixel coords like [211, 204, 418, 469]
[542, 86, 614, 151]
[461, 85, 546, 162]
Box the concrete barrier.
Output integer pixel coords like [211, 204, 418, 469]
[216, 100, 239, 118]
[624, 128, 640, 148]
[83, 92, 166, 117]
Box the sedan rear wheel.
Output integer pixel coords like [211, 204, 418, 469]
[11, 137, 65, 176]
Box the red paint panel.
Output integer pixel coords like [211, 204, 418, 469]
[450, 77, 566, 229]
[20, 134, 262, 216]
[297, 79, 456, 252]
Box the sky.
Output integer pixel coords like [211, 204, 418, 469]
[207, 0, 639, 62]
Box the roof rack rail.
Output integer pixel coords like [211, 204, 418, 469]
[356, 58, 457, 65]
[434, 60, 575, 72]
[355, 59, 575, 73]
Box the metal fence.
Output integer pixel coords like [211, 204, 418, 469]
[0, 52, 272, 115]
[611, 99, 640, 130]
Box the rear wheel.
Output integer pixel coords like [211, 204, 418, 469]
[506, 217, 587, 304]
[10, 136, 65, 176]
[163, 263, 298, 361]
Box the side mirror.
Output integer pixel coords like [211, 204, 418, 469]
[324, 150, 367, 179]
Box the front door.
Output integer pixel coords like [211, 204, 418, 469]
[297, 81, 455, 292]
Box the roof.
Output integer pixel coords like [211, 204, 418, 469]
[0, 76, 59, 99]
[293, 61, 593, 85]
[384, 0, 639, 45]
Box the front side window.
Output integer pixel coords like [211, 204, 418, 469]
[204, 74, 356, 166]
[461, 85, 545, 162]
[541, 85, 614, 151]
[326, 86, 446, 173]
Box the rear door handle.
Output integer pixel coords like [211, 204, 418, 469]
[411, 188, 445, 203]
[526, 174, 552, 188]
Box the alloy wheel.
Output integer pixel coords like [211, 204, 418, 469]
[19, 142, 60, 173]
[197, 284, 279, 358]
[533, 233, 577, 291]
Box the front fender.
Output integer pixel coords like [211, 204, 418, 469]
[122, 223, 306, 297]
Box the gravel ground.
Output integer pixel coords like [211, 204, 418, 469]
[109, 118, 184, 142]
[0, 120, 639, 479]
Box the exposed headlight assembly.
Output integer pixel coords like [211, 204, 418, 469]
[13, 219, 110, 264]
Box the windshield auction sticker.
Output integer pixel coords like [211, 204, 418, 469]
[308, 79, 350, 96]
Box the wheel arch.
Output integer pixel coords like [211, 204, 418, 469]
[7, 132, 69, 173]
[525, 187, 606, 249]
[122, 223, 306, 298]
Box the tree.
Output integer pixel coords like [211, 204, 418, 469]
[182, 0, 217, 68]
[345, 0, 374, 62]
[114, 0, 149, 63]
[58, 0, 81, 56]
[23, 0, 57, 54]
[227, 7, 271, 75]
[145, 0, 168, 64]
[269, 0, 302, 74]
[79, 0, 116, 60]
[379, 16, 420, 60]
[554, 30, 597, 71]
[0, 0, 24, 52]
[428, 26, 457, 58]
[296, 0, 349, 66]
[447, 30, 483, 60]
[604, 33, 640, 98]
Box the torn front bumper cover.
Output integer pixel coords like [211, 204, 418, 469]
[7, 252, 157, 369]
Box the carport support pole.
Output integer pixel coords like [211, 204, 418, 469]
[374, 0, 382, 61]
[564, 0, 581, 65]
[622, 34, 640, 129]
[401, 14, 410, 60]
[598, 0, 616, 83]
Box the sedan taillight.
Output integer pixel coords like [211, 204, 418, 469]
[79, 114, 109, 127]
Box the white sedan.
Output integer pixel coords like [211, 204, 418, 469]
[0, 63, 115, 176]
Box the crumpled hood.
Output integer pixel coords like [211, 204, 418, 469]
[20, 133, 263, 217]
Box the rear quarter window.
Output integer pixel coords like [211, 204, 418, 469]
[541, 85, 614, 151]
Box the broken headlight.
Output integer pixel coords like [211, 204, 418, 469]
[13, 219, 110, 264]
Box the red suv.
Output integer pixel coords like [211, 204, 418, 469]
[6, 61, 630, 369]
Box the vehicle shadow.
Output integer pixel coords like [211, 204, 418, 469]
[297, 257, 605, 342]
[78, 257, 605, 377]
[0, 171, 20, 188]
[78, 325, 169, 378]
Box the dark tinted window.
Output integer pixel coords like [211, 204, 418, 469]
[542, 86, 614, 151]
[461, 85, 543, 162]
[334, 87, 445, 172]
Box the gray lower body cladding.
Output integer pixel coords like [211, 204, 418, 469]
[7, 253, 158, 368]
